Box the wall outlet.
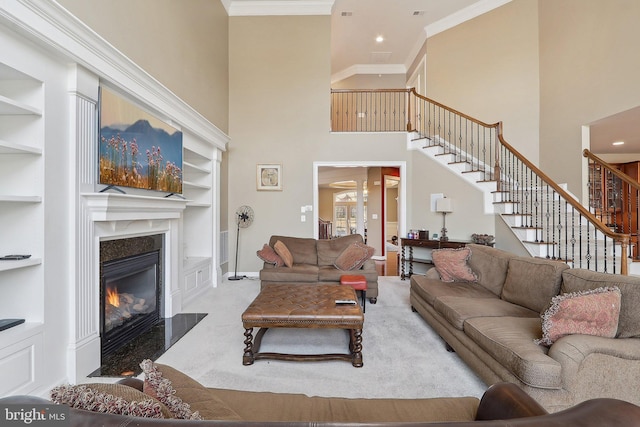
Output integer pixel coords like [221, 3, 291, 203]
[301, 215, 306, 222]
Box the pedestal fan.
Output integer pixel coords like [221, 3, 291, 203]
[229, 205, 254, 281]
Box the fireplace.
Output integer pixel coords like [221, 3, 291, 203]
[99, 235, 163, 358]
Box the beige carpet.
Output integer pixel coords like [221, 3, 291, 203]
[155, 275, 487, 399]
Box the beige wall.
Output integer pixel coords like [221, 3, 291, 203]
[58, 0, 229, 133]
[318, 188, 334, 223]
[229, 15, 332, 272]
[538, 0, 640, 194]
[425, 0, 540, 164]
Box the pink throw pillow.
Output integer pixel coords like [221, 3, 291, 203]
[334, 242, 375, 271]
[273, 240, 294, 268]
[257, 244, 284, 267]
[535, 286, 621, 346]
[431, 247, 477, 283]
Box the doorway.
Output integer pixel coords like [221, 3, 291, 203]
[313, 161, 406, 263]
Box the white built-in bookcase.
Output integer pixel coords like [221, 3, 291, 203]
[0, 0, 227, 394]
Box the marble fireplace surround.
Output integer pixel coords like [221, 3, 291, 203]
[71, 193, 187, 381]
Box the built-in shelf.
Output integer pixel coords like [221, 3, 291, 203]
[0, 94, 42, 116]
[0, 140, 42, 155]
[183, 181, 211, 190]
[0, 258, 42, 272]
[183, 161, 211, 174]
[0, 195, 42, 203]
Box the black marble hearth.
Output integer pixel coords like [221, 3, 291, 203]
[89, 312, 207, 377]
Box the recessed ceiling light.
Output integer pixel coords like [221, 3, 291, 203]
[375, 35, 384, 43]
[613, 141, 625, 146]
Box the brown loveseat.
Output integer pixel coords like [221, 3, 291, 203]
[3, 362, 640, 426]
[260, 234, 379, 302]
[410, 243, 640, 412]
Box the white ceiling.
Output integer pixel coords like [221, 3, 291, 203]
[224, 0, 640, 157]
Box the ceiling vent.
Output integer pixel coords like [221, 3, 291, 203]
[371, 52, 392, 63]
[341, 11, 353, 17]
[413, 10, 425, 16]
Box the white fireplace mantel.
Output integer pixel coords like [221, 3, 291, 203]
[82, 193, 187, 222]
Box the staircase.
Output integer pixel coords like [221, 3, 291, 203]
[330, 87, 632, 275]
[407, 131, 631, 275]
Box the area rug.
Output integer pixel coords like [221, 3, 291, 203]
[154, 276, 487, 399]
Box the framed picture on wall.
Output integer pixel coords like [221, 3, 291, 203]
[257, 164, 282, 191]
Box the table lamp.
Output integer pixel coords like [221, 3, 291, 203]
[436, 197, 453, 242]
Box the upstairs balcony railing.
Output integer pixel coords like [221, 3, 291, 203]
[584, 149, 640, 260]
[331, 88, 630, 274]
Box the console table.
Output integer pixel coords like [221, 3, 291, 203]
[400, 238, 468, 279]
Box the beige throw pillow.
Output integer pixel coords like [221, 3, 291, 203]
[140, 360, 241, 421]
[274, 240, 294, 267]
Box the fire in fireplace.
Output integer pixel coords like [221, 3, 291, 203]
[101, 250, 161, 357]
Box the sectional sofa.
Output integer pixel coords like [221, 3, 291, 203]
[410, 243, 640, 412]
[259, 234, 379, 302]
[3, 361, 640, 425]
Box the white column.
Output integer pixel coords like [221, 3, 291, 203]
[356, 180, 365, 237]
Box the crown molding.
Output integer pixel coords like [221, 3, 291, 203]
[331, 64, 406, 84]
[0, 0, 229, 150]
[228, 0, 334, 16]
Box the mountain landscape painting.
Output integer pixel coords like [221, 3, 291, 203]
[99, 86, 183, 193]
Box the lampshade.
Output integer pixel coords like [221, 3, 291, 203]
[436, 197, 453, 213]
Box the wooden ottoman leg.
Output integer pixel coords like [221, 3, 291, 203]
[243, 327, 255, 365]
[362, 290, 366, 313]
[350, 329, 363, 367]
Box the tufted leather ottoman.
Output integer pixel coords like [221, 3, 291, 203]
[242, 283, 364, 367]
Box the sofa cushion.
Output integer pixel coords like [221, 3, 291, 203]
[501, 257, 569, 313]
[274, 240, 294, 267]
[432, 247, 477, 283]
[50, 383, 171, 418]
[269, 235, 318, 265]
[316, 234, 363, 266]
[140, 360, 241, 421]
[466, 244, 514, 296]
[260, 264, 319, 283]
[433, 296, 539, 331]
[410, 275, 496, 306]
[334, 242, 375, 271]
[464, 317, 562, 389]
[257, 244, 284, 267]
[207, 387, 479, 423]
[535, 286, 621, 346]
[561, 268, 640, 338]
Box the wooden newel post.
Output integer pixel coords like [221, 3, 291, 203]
[621, 238, 629, 275]
[406, 89, 413, 132]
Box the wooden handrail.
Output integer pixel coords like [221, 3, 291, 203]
[409, 90, 630, 274]
[583, 149, 640, 191]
